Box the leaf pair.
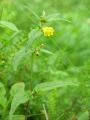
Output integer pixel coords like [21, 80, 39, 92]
[13, 29, 42, 71]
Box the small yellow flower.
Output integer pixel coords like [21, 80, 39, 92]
[42, 27, 54, 37]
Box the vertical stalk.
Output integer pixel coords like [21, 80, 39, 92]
[25, 52, 34, 120]
[29, 52, 34, 91]
[42, 104, 49, 120]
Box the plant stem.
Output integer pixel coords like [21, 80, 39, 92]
[25, 52, 34, 120]
[30, 52, 34, 91]
[42, 104, 49, 120]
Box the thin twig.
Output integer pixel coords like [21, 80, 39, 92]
[42, 104, 49, 120]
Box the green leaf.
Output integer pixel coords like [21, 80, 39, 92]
[47, 13, 61, 22]
[10, 82, 25, 97]
[34, 81, 79, 92]
[13, 29, 41, 71]
[41, 49, 54, 55]
[0, 21, 19, 31]
[47, 13, 70, 23]
[9, 91, 29, 120]
[9, 82, 29, 120]
[26, 29, 42, 49]
[13, 47, 27, 71]
[78, 111, 89, 120]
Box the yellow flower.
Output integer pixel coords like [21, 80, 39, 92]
[42, 27, 54, 37]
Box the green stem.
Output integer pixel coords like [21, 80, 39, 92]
[25, 52, 34, 120]
[30, 52, 34, 91]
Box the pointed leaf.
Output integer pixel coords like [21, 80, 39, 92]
[41, 49, 54, 55]
[0, 21, 19, 31]
[34, 81, 79, 92]
[13, 47, 26, 71]
[26, 29, 42, 49]
[9, 91, 29, 120]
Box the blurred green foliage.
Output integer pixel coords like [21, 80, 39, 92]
[0, 0, 90, 120]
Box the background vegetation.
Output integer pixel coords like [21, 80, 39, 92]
[0, 0, 90, 120]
